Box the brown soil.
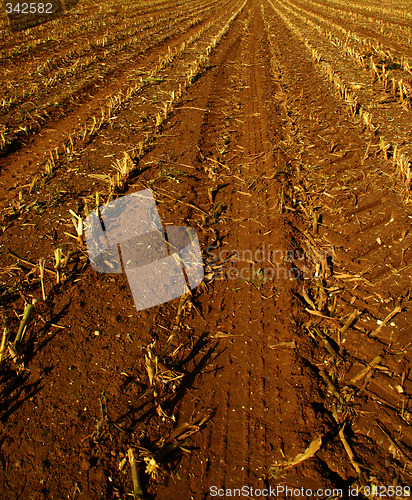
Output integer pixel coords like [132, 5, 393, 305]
[1, 1, 411, 499]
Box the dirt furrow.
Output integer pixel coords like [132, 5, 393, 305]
[155, 1, 338, 497]
[262, 0, 412, 488]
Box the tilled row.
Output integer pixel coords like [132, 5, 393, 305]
[262, 0, 412, 491]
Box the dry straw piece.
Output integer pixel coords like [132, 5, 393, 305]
[38, 258, 46, 300]
[15, 299, 37, 346]
[0, 326, 8, 364]
[54, 249, 63, 284]
[270, 435, 323, 472]
[127, 448, 144, 500]
[112, 152, 137, 190]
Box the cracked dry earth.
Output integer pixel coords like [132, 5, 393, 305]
[0, 0, 411, 499]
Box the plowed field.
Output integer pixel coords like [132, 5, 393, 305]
[1, 0, 412, 498]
